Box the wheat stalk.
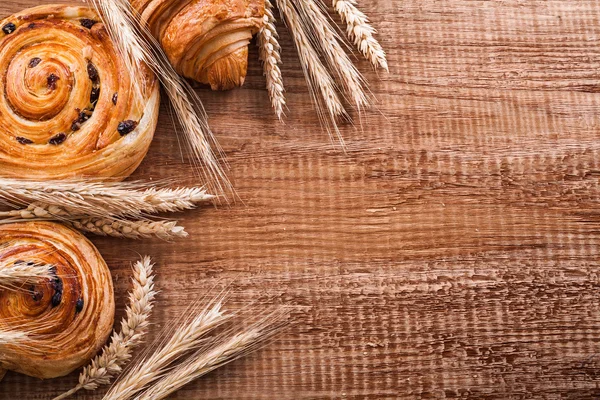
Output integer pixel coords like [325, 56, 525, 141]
[0, 260, 54, 287]
[135, 310, 289, 400]
[294, 0, 368, 110]
[332, 0, 388, 71]
[88, 0, 231, 196]
[258, 0, 286, 120]
[102, 300, 229, 400]
[277, 0, 347, 142]
[0, 179, 213, 219]
[53, 257, 156, 400]
[69, 218, 187, 240]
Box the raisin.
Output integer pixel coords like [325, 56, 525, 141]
[16, 136, 33, 144]
[117, 120, 138, 136]
[47, 74, 60, 90]
[87, 61, 99, 83]
[80, 19, 97, 29]
[2, 23, 16, 35]
[28, 57, 41, 68]
[71, 108, 92, 131]
[78, 109, 92, 122]
[112, 93, 118, 105]
[30, 285, 42, 302]
[50, 276, 63, 308]
[52, 277, 62, 292]
[90, 87, 100, 103]
[51, 291, 62, 307]
[48, 132, 67, 145]
[75, 298, 84, 313]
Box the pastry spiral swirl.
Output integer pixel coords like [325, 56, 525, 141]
[132, 0, 264, 90]
[0, 221, 114, 379]
[0, 5, 160, 180]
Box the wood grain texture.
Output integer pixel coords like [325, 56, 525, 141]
[2, 0, 600, 398]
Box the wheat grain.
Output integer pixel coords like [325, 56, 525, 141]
[332, 0, 388, 71]
[69, 218, 188, 240]
[0, 179, 213, 219]
[258, 0, 286, 120]
[53, 257, 156, 400]
[102, 300, 229, 400]
[135, 310, 289, 400]
[88, 0, 231, 196]
[294, 0, 369, 110]
[277, 0, 347, 142]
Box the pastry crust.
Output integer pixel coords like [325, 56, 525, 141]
[132, 0, 264, 90]
[0, 5, 160, 180]
[0, 221, 115, 379]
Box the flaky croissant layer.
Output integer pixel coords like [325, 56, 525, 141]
[0, 221, 115, 379]
[132, 0, 265, 90]
[0, 5, 159, 180]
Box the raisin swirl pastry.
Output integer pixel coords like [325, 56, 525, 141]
[132, 0, 264, 90]
[0, 5, 160, 180]
[0, 222, 114, 379]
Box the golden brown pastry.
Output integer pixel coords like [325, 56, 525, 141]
[0, 221, 114, 379]
[0, 5, 160, 180]
[132, 0, 264, 90]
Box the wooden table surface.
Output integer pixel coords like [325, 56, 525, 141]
[3, 0, 600, 398]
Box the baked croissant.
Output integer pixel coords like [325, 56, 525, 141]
[0, 221, 114, 379]
[132, 0, 265, 90]
[0, 5, 160, 180]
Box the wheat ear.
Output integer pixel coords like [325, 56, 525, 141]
[0, 261, 54, 287]
[139, 187, 214, 214]
[258, 0, 286, 120]
[102, 300, 229, 400]
[0, 329, 28, 345]
[53, 257, 156, 400]
[332, 0, 387, 71]
[0, 179, 213, 219]
[69, 218, 187, 240]
[277, 0, 347, 142]
[88, 0, 231, 196]
[294, 0, 368, 110]
[136, 310, 289, 400]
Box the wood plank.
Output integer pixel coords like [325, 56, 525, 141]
[2, 0, 600, 398]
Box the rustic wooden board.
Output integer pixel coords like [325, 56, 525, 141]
[2, 0, 600, 398]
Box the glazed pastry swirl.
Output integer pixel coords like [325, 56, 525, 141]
[0, 5, 160, 180]
[132, 0, 265, 90]
[0, 222, 114, 379]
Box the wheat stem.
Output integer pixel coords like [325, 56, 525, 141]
[332, 0, 387, 71]
[277, 0, 347, 142]
[53, 257, 157, 400]
[135, 311, 288, 400]
[88, 0, 231, 196]
[102, 301, 229, 400]
[258, 0, 286, 120]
